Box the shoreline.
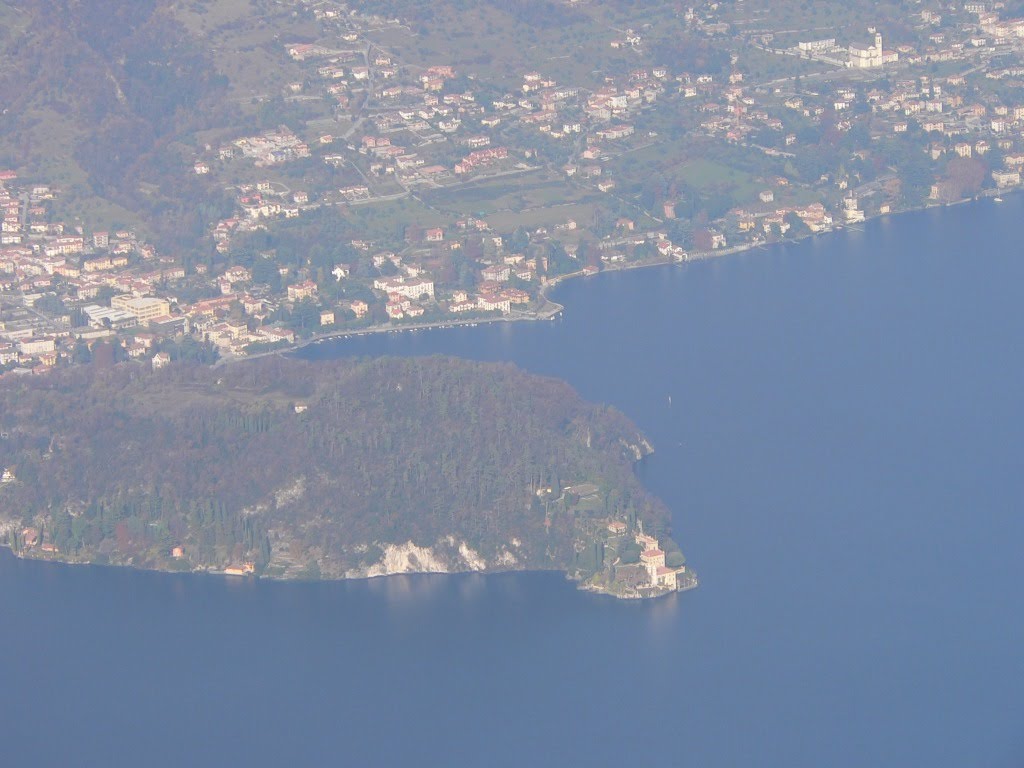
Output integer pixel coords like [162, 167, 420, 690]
[225, 254, 712, 366]
[222, 187, 1019, 365]
[0, 543, 689, 599]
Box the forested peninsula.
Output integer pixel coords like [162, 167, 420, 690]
[0, 357, 694, 597]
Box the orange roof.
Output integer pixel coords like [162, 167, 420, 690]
[641, 548, 664, 558]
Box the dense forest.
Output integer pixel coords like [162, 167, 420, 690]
[0, 356, 673, 580]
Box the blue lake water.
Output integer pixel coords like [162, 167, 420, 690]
[3, 198, 1024, 766]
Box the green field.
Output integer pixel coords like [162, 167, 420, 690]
[415, 170, 623, 234]
[485, 201, 600, 234]
[340, 196, 447, 244]
[423, 172, 586, 214]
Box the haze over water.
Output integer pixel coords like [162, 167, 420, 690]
[4, 198, 1024, 766]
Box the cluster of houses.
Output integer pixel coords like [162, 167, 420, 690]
[185, 1, 1024, 274]
[212, 182, 313, 254]
[453, 147, 510, 176]
[9, 1, 1024, 375]
[682, 8, 1024, 215]
[0, 175, 192, 371]
[368, 253, 533, 320]
[225, 127, 311, 167]
[189, 11, 676, 199]
[1, 158, 723, 373]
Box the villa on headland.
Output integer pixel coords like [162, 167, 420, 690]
[594, 522, 693, 597]
[634, 531, 688, 591]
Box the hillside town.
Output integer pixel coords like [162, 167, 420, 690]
[4, 0, 1024, 372]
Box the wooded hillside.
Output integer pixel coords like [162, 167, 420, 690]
[0, 356, 672, 578]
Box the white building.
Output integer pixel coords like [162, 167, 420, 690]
[18, 337, 56, 356]
[373, 276, 435, 300]
[798, 38, 836, 52]
[477, 294, 510, 314]
[992, 169, 1021, 188]
[110, 295, 171, 322]
[849, 32, 898, 68]
[843, 196, 866, 223]
[82, 304, 138, 329]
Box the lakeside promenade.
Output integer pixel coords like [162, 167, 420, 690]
[220, 187, 1018, 366]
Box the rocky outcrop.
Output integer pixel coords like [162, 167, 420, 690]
[363, 541, 452, 576]
[620, 435, 655, 461]
[352, 538, 493, 577]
